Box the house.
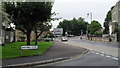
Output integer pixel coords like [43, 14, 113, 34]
[111, 0, 120, 42]
[5, 28, 15, 43]
[0, 10, 14, 45]
[0, 10, 8, 45]
[15, 30, 36, 42]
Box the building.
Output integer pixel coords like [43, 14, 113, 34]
[0, 10, 14, 45]
[111, 0, 120, 42]
[5, 28, 15, 43]
[0, 10, 9, 45]
[15, 30, 36, 42]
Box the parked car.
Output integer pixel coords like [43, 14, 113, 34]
[43, 38, 54, 42]
[61, 37, 68, 41]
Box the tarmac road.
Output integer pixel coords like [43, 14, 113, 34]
[50, 52, 118, 66]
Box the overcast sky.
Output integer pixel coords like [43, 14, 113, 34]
[51, 0, 118, 30]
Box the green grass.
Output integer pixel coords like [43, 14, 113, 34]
[0, 42, 53, 59]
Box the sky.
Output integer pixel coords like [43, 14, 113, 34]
[51, 0, 118, 30]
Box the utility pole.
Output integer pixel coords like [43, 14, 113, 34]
[87, 13, 92, 23]
[90, 13, 92, 23]
[87, 13, 93, 41]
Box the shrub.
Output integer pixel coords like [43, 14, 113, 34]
[94, 32, 103, 37]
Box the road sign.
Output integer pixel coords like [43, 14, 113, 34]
[21, 46, 38, 50]
[21, 46, 38, 56]
[53, 28, 63, 34]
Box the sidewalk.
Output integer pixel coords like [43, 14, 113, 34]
[71, 36, 118, 46]
[2, 41, 86, 66]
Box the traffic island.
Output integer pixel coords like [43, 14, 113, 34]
[1, 42, 53, 59]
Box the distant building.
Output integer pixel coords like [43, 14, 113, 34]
[15, 30, 36, 42]
[111, 0, 120, 42]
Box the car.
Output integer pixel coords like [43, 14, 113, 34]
[61, 37, 68, 41]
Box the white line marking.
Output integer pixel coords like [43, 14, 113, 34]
[62, 42, 68, 43]
[112, 57, 118, 60]
[106, 55, 111, 58]
[100, 54, 105, 56]
[96, 53, 99, 55]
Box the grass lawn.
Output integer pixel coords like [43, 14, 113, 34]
[0, 42, 53, 59]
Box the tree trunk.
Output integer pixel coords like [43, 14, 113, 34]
[26, 32, 31, 45]
[34, 31, 43, 45]
[35, 31, 38, 45]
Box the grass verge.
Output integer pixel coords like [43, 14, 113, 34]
[0, 42, 53, 59]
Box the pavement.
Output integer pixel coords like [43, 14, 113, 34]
[70, 36, 119, 46]
[2, 41, 86, 67]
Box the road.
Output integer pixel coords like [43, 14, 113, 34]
[2, 37, 119, 67]
[50, 52, 118, 66]
[48, 37, 119, 66]
[65, 37, 119, 57]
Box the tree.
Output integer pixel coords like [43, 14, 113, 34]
[103, 6, 115, 34]
[2, 2, 53, 45]
[34, 22, 52, 45]
[88, 20, 102, 35]
[33, 12, 60, 45]
[57, 17, 89, 36]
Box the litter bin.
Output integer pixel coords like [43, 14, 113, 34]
[109, 38, 112, 42]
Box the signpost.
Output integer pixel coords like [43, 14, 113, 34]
[21, 46, 38, 56]
[53, 28, 63, 39]
[53, 28, 63, 35]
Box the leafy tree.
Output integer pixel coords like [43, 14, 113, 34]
[2, 2, 53, 45]
[34, 22, 52, 45]
[57, 17, 89, 36]
[88, 20, 102, 35]
[33, 12, 60, 45]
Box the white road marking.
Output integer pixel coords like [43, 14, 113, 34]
[100, 54, 105, 56]
[112, 57, 118, 60]
[62, 42, 68, 43]
[106, 55, 111, 58]
[96, 53, 99, 55]
[92, 51, 119, 61]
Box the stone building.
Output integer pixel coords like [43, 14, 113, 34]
[15, 30, 36, 42]
[0, 10, 11, 45]
[111, 0, 120, 42]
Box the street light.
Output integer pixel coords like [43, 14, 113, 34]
[87, 13, 93, 40]
[87, 13, 93, 23]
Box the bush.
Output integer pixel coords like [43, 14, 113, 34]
[19, 36, 26, 42]
[94, 32, 103, 37]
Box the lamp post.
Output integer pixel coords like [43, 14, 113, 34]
[87, 13, 93, 40]
[87, 13, 92, 23]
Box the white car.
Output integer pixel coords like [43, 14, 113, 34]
[61, 37, 68, 41]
